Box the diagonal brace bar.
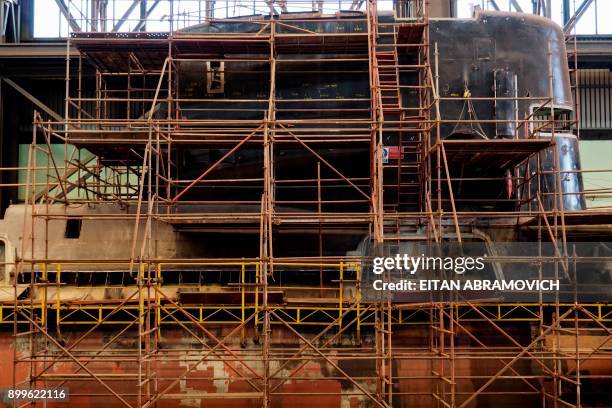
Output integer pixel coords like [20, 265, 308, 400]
[271, 309, 389, 408]
[172, 125, 263, 203]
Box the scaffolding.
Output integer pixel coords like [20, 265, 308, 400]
[5, 1, 612, 407]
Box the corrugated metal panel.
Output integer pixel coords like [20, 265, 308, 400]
[578, 69, 612, 129]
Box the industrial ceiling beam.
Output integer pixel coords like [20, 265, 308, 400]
[112, 0, 142, 32]
[1, 0, 19, 43]
[132, 0, 161, 32]
[509, 0, 523, 13]
[2, 77, 64, 122]
[488, 0, 500, 11]
[532, 0, 547, 17]
[563, 0, 571, 24]
[53, 0, 81, 32]
[564, 0, 595, 34]
[91, 0, 109, 31]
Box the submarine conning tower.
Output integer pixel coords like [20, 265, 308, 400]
[170, 10, 584, 211]
[430, 10, 573, 140]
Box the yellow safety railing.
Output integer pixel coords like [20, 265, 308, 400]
[3, 260, 609, 329]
